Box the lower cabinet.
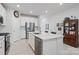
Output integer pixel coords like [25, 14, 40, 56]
[56, 38, 63, 54]
[43, 39, 57, 55]
[0, 37, 4, 55]
[29, 33, 35, 51]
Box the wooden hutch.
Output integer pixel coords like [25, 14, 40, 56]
[63, 18, 79, 48]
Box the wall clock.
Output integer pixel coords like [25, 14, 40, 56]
[14, 10, 19, 18]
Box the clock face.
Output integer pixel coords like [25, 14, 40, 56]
[14, 10, 19, 18]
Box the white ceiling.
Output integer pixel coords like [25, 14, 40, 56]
[3, 3, 79, 16]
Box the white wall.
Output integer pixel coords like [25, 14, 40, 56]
[39, 5, 79, 34]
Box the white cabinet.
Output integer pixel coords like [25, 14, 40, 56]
[57, 38, 63, 54]
[36, 38, 63, 55]
[43, 39, 57, 55]
[0, 4, 6, 25]
[0, 37, 4, 55]
[29, 32, 35, 51]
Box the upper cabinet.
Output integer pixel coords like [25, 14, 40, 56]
[0, 4, 6, 25]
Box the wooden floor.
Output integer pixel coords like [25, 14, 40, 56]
[8, 39, 79, 55]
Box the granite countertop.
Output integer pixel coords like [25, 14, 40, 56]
[29, 32, 63, 40]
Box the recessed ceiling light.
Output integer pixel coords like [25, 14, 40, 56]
[60, 3, 63, 6]
[30, 11, 33, 13]
[45, 10, 48, 14]
[17, 5, 20, 8]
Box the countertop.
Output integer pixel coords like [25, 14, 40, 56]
[29, 32, 63, 40]
[0, 36, 4, 40]
[0, 33, 10, 36]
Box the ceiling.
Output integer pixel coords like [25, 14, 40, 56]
[3, 3, 79, 16]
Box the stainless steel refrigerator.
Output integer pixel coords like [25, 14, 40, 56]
[25, 22, 35, 39]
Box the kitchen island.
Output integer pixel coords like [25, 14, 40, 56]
[28, 32, 63, 55]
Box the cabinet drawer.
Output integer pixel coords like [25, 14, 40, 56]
[0, 39, 4, 46]
[64, 36, 76, 39]
[63, 37, 77, 47]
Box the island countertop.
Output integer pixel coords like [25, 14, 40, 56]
[29, 32, 63, 40]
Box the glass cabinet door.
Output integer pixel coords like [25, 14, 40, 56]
[64, 22, 69, 34]
[69, 21, 77, 35]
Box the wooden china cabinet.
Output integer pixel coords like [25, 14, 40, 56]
[63, 18, 79, 48]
